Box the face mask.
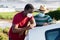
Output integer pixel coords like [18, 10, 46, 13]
[39, 13, 45, 17]
[27, 13, 32, 18]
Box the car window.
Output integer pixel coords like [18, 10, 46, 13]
[45, 28, 60, 40]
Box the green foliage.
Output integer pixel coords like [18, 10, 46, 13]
[0, 27, 3, 32]
[46, 10, 60, 20]
[0, 27, 10, 40]
[3, 27, 10, 35]
[0, 33, 8, 40]
[57, 7, 60, 10]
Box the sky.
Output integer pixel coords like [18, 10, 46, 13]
[7, 0, 60, 3]
[0, 0, 60, 9]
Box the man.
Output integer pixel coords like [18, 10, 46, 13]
[9, 4, 36, 40]
[34, 5, 52, 27]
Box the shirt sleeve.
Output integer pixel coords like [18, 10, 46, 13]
[47, 15, 52, 23]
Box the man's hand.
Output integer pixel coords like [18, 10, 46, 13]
[19, 25, 31, 36]
[43, 23, 48, 26]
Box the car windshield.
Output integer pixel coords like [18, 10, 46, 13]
[45, 28, 60, 40]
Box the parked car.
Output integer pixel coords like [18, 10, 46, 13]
[25, 23, 60, 40]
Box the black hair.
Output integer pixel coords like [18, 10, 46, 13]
[24, 4, 34, 10]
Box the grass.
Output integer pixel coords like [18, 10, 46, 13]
[0, 11, 39, 20]
[0, 12, 17, 20]
[33, 11, 39, 16]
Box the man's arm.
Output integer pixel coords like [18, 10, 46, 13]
[11, 24, 30, 33]
[43, 15, 53, 26]
[47, 15, 53, 24]
[29, 17, 36, 28]
[25, 17, 36, 35]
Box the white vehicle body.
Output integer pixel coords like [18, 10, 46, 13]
[25, 23, 60, 40]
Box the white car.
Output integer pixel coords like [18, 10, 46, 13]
[25, 23, 60, 40]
